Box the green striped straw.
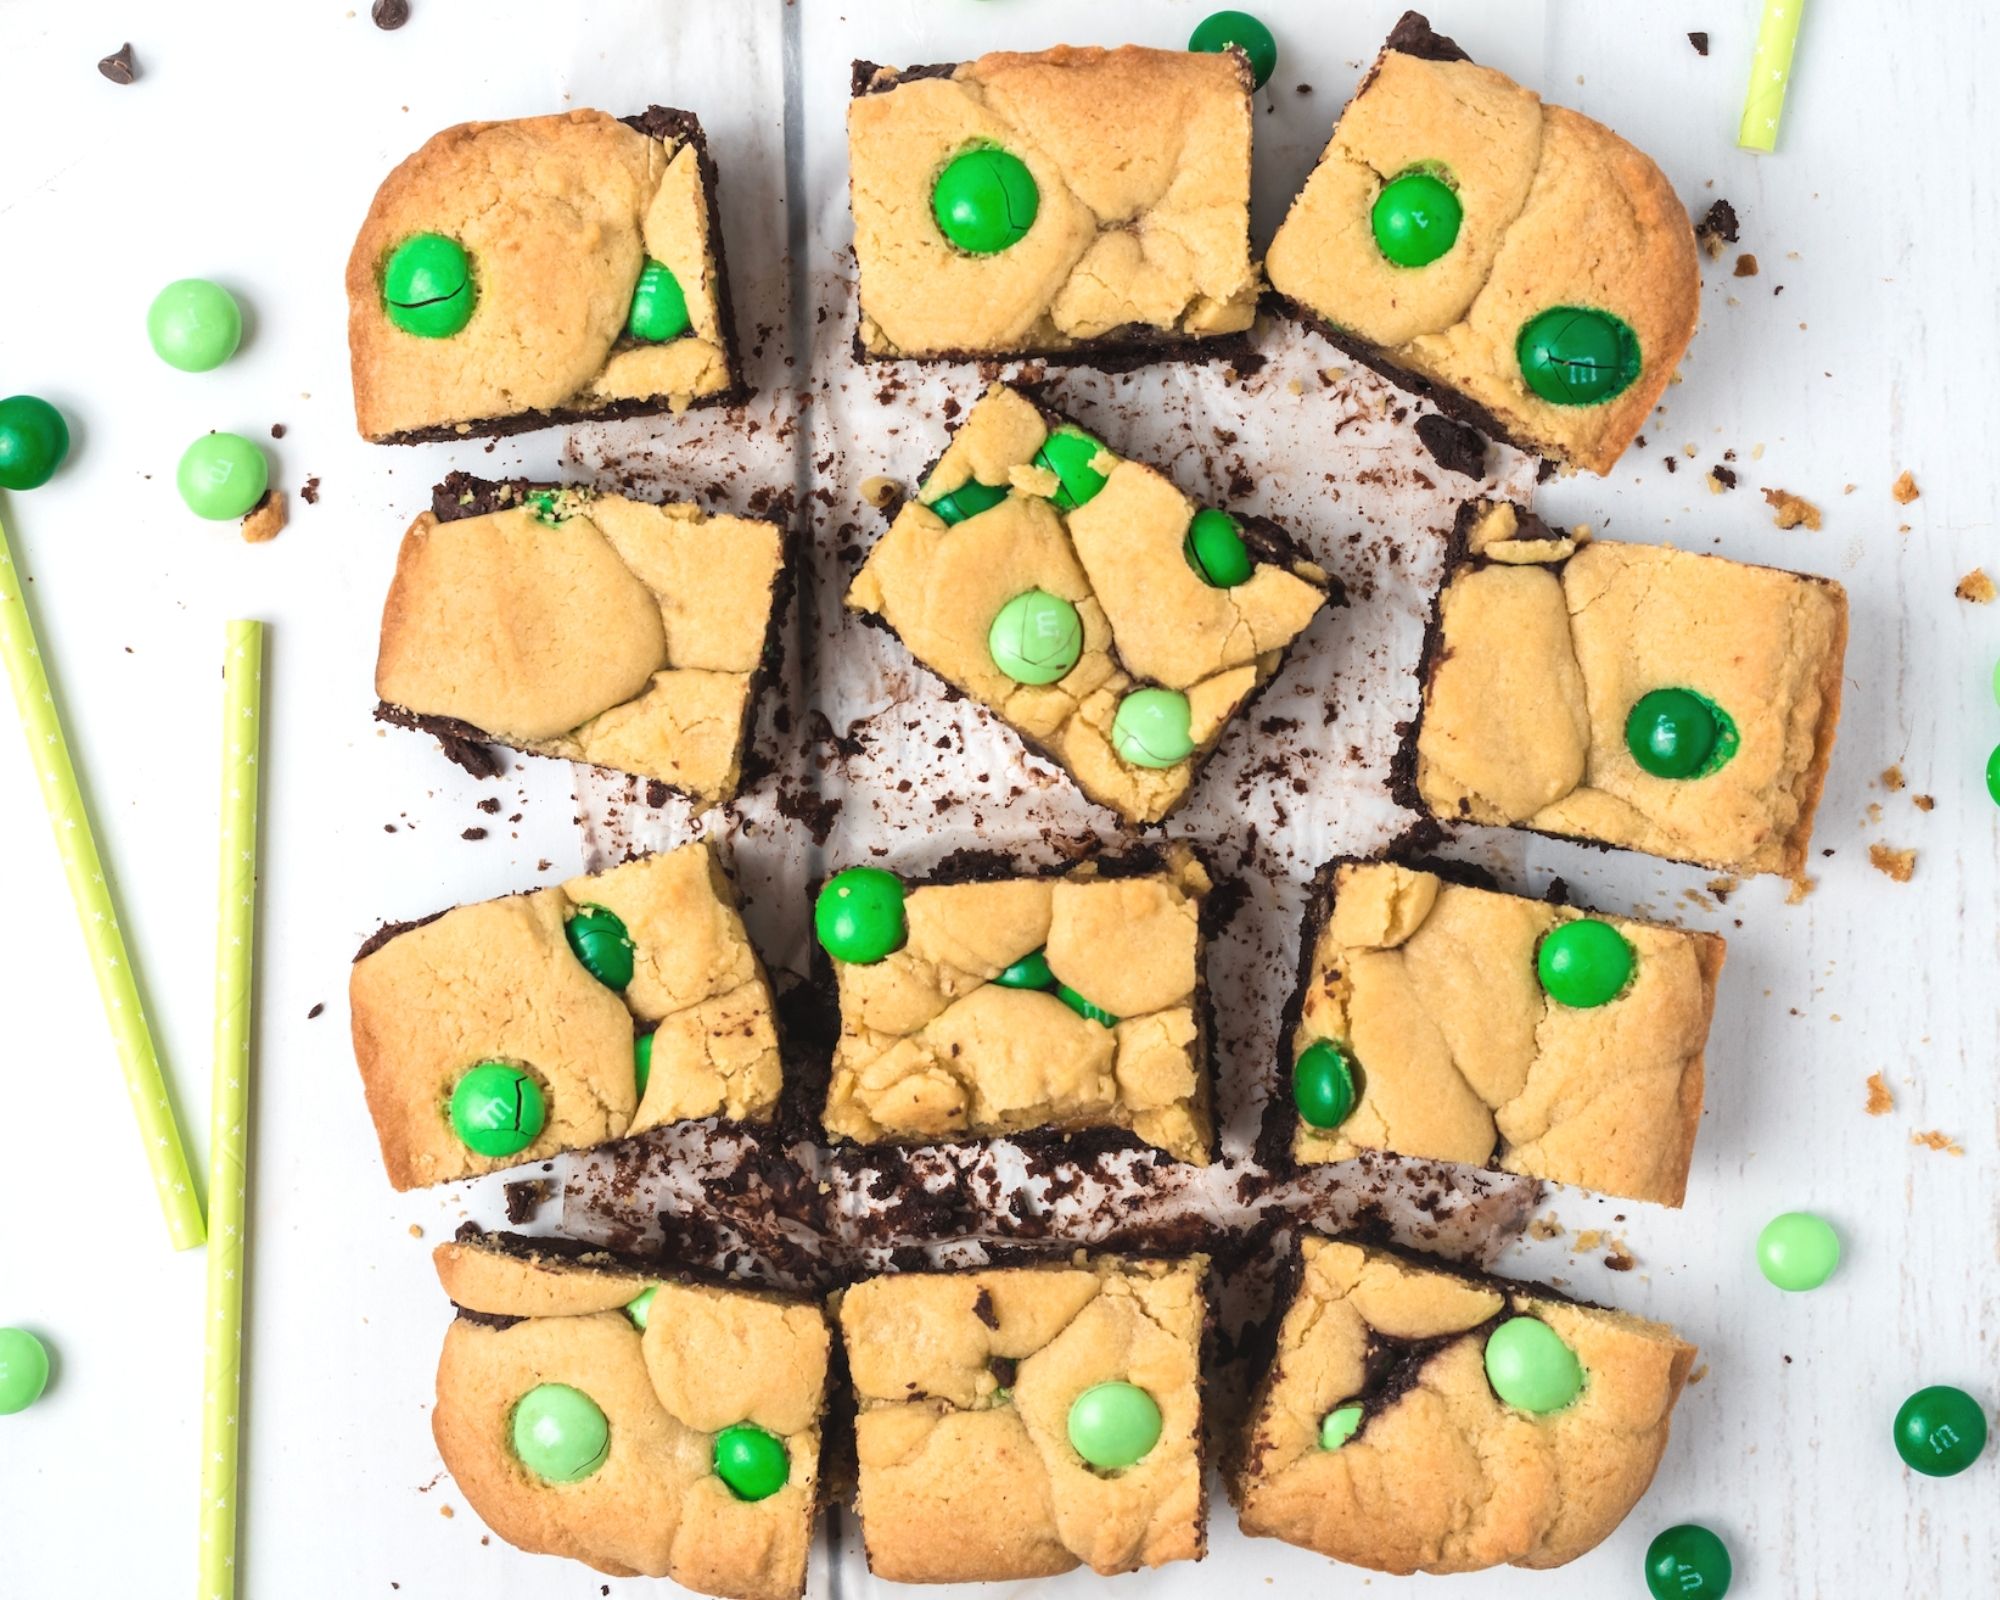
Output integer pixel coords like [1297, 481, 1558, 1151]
[1739, 0, 1807, 152]
[198, 619, 264, 1600]
[0, 504, 204, 1248]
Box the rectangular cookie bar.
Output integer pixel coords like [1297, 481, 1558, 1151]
[1278, 857, 1724, 1205]
[816, 845, 1214, 1164]
[836, 1254, 1207, 1582]
[347, 107, 744, 442]
[849, 46, 1261, 364]
[1266, 13, 1699, 474]
[848, 384, 1335, 824]
[1232, 1237, 1694, 1574]
[1395, 498, 1849, 876]
[349, 838, 781, 1190]
[374, 472, 787, 811]
[432, 1228, 828, 1600]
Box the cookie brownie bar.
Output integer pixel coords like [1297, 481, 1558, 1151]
[1397, 499, 1849, 876]
[836, 1255, 1207, 1581]
[1232, 1237, 1694, 1574]
[347, 108, 744, 442]
[1279, 858, 1724, 1205]
[1266, 13, 1699, 475]
[849, 46, 1261, 365]
[374, 473, 787, 810]
[814, 846, 1214, 1164]
[349, 839, 780, 1190]
[432, 1229, 828, 1599]
[848, 384, 1334, 824]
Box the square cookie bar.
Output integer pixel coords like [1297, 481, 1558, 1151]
[1266, 13, 1699, 474]
[433, 1228, 828, 1599]
[814, 846, 1214, 1163]
[1232, 1237, 1695, 1574]
[848, 384, 1334, 824]
[347, 107, 744, 442]
[849, 46, 1260, 363]
[349, 839, 780, 1190]
[837, 1255, 1207, 1582]
[1397, 499, 1849, 876]
[1278, 858, 1724, 1205]
[375, 473, 787, 811]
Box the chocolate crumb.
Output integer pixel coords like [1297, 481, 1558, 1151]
[307, 1002, 325, 1020]
[97, 43, 138, 84]
[301, 476, 321, 505]
[1694, 199, 1739, 259]
[270, 423, 287, 439]
[461, 826, 488, 841]
[1412, 413, 1487, 480]
[371, 0, 410, 29]
[503, 1178, 552, 1224]
[1688, 31, 1709, 55]
[476, 796, 501, 813]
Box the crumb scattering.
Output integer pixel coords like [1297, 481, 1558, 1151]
[1762, 487, 1822, 530]
[1954, 568, 1995, 604]
[1911, 1130, 1964, 1157]
[1891, 470, 1920, 505]
[1865, 1072, 1895, 1116]
[1867, 843, 1916, 883]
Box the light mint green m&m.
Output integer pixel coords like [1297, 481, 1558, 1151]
[177, 433, 268, 520]
[1319, 1403, 1363, 1450]
[511, 1383, 610, 1482]
[988, 589, 1082, 685]
[626, 1285, 659, 1331]
[1067, 1381, 1162, 1469]
[147, 279, 242, 372]
[0, 1328, 51, 1415]
[1756, 1211, 1840, 1291]
[1484, 1316, 1583, 1413]
[1111, 688, 1194, 769]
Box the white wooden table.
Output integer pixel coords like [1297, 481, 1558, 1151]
[0, 2, 1993, 1596]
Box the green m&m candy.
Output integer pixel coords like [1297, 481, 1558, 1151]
[714, 1423, 790, 1500]
[1484, 1316, 1583, 1413]
[993, 949, 1055, 990]
[1987, 742, 2000, 807]
[1189, 10, 1278, 90]
[567, 904, 635, 990]
[1894, 1384, 1989, 1477]
[449, 1062, 547, 1157]
[627, 260, 691, 342]
[177, 433, 268, 520]
[147, 279, 243, 372]
[1319, 1403, 1363, 1451]
[626, 1285, 659, 1332]
[1067, 1381, 1162, 1470]
[1536, 919, 1635, 1008]
[1626, 688, 1734, 779]
[383, 232, 476, 338]
[0, 395, 70, 491]
[1517, 306, 1642, 405]
[815, 867, 906, 964]
[1756, 1211, 1840, 1291]
[929, 479, 1009, 525]
[1645, 1524, 1733, 1599]
[988, 589, 1083, 685]
[1293, 1039, 1358, 1130]
[634, 1030, 655, 1099]
[0, 1328, 51, 1415]
[1111, 687, 1194, 769]
[932, 147, 1039, 254]
[1034, 426, 1114, 510]
[1184, 508, 1253, 588]
[1056, 983, 1119, 1028]
[511, 1383, 610, 1482]
[1372, 169, 1462, 268]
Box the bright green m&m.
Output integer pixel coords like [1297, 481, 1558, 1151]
[1184, 508, 1253, 587]
[1372, 170, 1462, 268]
[0, 395, 70, 491]
[994, 949, 1055, 989]
[1645, 1524, 1733, 1600]
[1626, 688, 1732, 779]
[932, 147, 1039, 254]
[512, 1383, 610, 1482]
[1056, 983, 1118, 1028]
[147, 279, 242, 372]
[1484, 1316, 1583, 1413]
[1293, 1039, 1359, 1129]
[0, 1328, 51, 1415]
[626, 1285, 659, 1332]
[1894, 1384, 1989, 1477]
[1189, 10, 1278, 90]
[1756, 1211, 1840, 1292]
[448, 1062, 547, 1157]
[988, 589, 1083, 685]
[1536, 918, 1635, 1009]
[1319, 1403, 1363, 1451]
[1067, 1381, 1162, 1470]
[1111, 687, 1194, 769]
[815, 867, 906, 964]
[177, 432, 268, 520]
[383, 233, 476, 338]
[1987, 742, 2000, 807]
[627, 260, 690, 342]
[1034, 426, 1114, 510]
[567, 904, 635, 990]
[714, 1423, 790, 1500]
[930, 479, 1009, 525]
[1517, 306, 1642, 405]
[634, 1030, 655, 1099]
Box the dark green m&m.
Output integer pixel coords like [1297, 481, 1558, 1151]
[1894, 1384, 1988, 1477]
[1184, 508, 1254, 588]
[1111, 688, 1194, 769]
[1189, 10, 1278, 90]
[512, 1383, 610, 1482]
[1293, 1038, 1358, 1129]
[567, 904, 636, 990]
[1626, 688, 1735, 779]
[0, 395, 70, 491]
[1517, 306, 1642, 406]
[1371, 169, 1462, 268]
[634, 1030, 655, 1099]
[929, 479, 1009, 525]
[1536, 919, 1635, 1008]
[932, 147, 1039, 254]
[1645, 1523, 1733, 1599]
[449, 1062, 547, 1157]
[383, 233, 476, 338]
[1056, 983, 1119, 1028]
[626, 259, 691, 342]
[1067, 1381, 1162, 1469]
[815, 867, 906, 964]
[994, 949, 1055, 990]
[1484, 1316, 1583, 1413]
[714, 1423, 790, 1500]
[1034, 426, 1114, 510]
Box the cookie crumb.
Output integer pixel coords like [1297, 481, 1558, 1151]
[1762, 488, 1822, 530]
[407, 1223, 424, 1239]
[1572, 1228, 1603, 1252]
[1527, 1213, 1564, 1241]
[1865, 1071, 1894, 1116]
[1687, 1363, 1709, 1385]
[1880, 764, 1905, 791]
[1706, 874, 1738, 903]
[1911, 1129, 1964, 1157]
[1891, 470, 1920, 504]
[97, 43, 138, 83]
[1913, 793, 1935, 812]
[239, 489, 288, 543]
[859, 474, 901, 510]
[1867, 843, 1916, 882]
[438, 1504, 455, 1520]
[1733, 252, 1759, 278]
[1954, 568, 1995, 604]
[1785, 875, 1816, 905]
[1705, 465, 1737, 493]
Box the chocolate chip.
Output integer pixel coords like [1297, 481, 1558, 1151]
[307, 1002, 325, 1020]
[371, 0, 411, 30]
[270, 423, 286, 439]
[1688, 31, 1710, 56]
[97, 43, 138, 84]
[460, 826, 487, 841]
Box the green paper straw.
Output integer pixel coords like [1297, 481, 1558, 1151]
[198, 618, 263, 1600]
[0, 505, 204, 1249]
[1739, 0, 1807, 152]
